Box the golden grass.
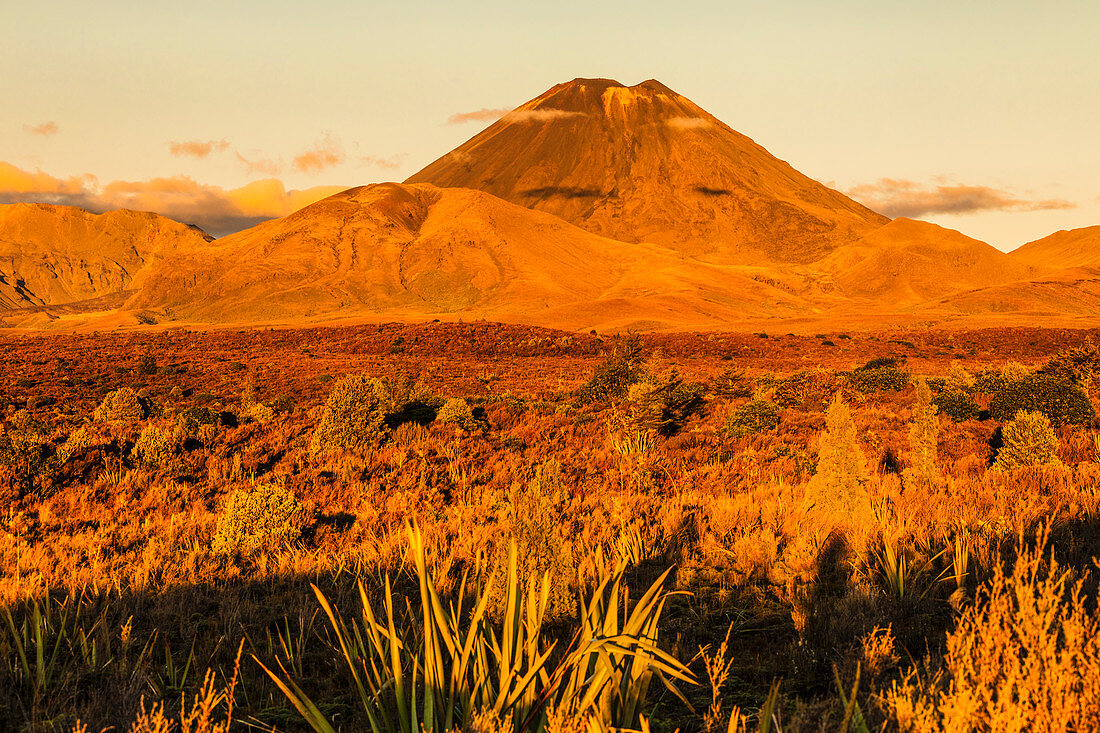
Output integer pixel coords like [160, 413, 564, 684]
[2, 324, 1100, 730]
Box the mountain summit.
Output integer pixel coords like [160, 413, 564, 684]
[407, 78, 887, 263]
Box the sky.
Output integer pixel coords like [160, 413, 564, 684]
[2, 0, 1098, 247]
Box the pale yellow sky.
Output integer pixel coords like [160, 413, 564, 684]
[2, 0, 1098, 246]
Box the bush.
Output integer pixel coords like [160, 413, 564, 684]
[0, 410, 53, 497]
[989, 374, 1094, 427]
[850, 359, 909, 393]
[503, 459, 575, 620]
[885, 536, 1100, 729]
[436, 398, 479, 430]
[772, 370, 838, 411]
[1000, 361, 1032, 382]
[710, 368, 753, 400]
[933, 391, 980, 422]
[724, 400, 780, 438]
[972, 370, 1007, 395]
[93, 388, 147, 423]
[944, 363, 975, 393]
[575, 337, 645, 403]
[625, 363, 705, 436]
[993, 410, 1061, 471]
[1042, 339, 1100, 387]
[212, 483, 309, 555]
[180, 406, 218, 426]
[133, 424, 175, 467]
[310, 375, 393, 454]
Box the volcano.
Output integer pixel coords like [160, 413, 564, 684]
[406, 78, 887, 264]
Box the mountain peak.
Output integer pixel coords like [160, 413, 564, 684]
[408, 78, 886, 263]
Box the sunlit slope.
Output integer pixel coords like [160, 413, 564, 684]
[406, 78, 887, 264]
[816, 218, 1038, 305]
[1009, 225, 1100, 270]
[0, 203, 211, 309]
[127, 182, 806, 325]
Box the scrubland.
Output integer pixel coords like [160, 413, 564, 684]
[2, 323, 1100, 732]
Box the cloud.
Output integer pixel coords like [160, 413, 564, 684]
[846, 178, 1076, 218]
[235, 152, 282, 176]
[0, 161, 345, 236]
[24, 122, 59, 137]
[447, 108, 512, 124]
[169, 139, 230, 158]
[667, 116, 712, 130]
[504, 109, 584, 123]
[360, 155, 405, 170]
[292, 134, 345, 173]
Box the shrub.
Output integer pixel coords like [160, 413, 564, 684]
[989, 374, 1094, 427]
[944, 363, 974, 393]
[1042, 339, 1100, 387]
[772, 370, 838, 411]
[575, 336, 645, 403]
[972, 370, 1007, 395]
[1000, 360, 1032, 382]
[0, 410, 53, 497]
[710, 368, 753, 400]
[808, 394, 870, 519]
[93, 388, 147, 423]
[504, 459, 575, 620]
[179, 406, 218, 426]
[625, 362, 705, 436]
[993, 410, 1061, 471]
[436, 398, 479, 430]
[884, 535, 1100, 730]
[270, 394, 295, 414]
[932, 391, 980, 422]
[850, 360, 909, 393]
[133, 424, 175, 467]
[212, 483, 309, 555]
[724, 400, 779, 438]
[904, 379, 942, 491]
[246, 402, 276, 425]
[310, 375, 393, 454]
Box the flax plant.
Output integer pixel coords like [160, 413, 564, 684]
[257, 524, 694, 733]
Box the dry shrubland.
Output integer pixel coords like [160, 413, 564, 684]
[2, 323, 1100, 732]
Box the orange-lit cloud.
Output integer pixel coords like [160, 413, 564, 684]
[447, 108, 511, 124]
[667, 116, 712, 130]
[169, 139, 230, 158]
[24, 122, 59, 137]
[847, 178, 1076, 218]
[0, 161, 345, 236]
[235, 152, 282, 176]
[292, 134, 345, 173]
[505, 109, 584, 123]
[360, 155, 405, 170]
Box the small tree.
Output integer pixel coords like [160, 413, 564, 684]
[904, 379, 942, 491]
[809, 394, 870, 520]
[994, 410, 1062, 471]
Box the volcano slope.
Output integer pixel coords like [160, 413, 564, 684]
[0, 203, 212, 310]
[128, 182, 819, 329]
[1009, 225, 1100, 270]
[406, 78, 887, 264]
